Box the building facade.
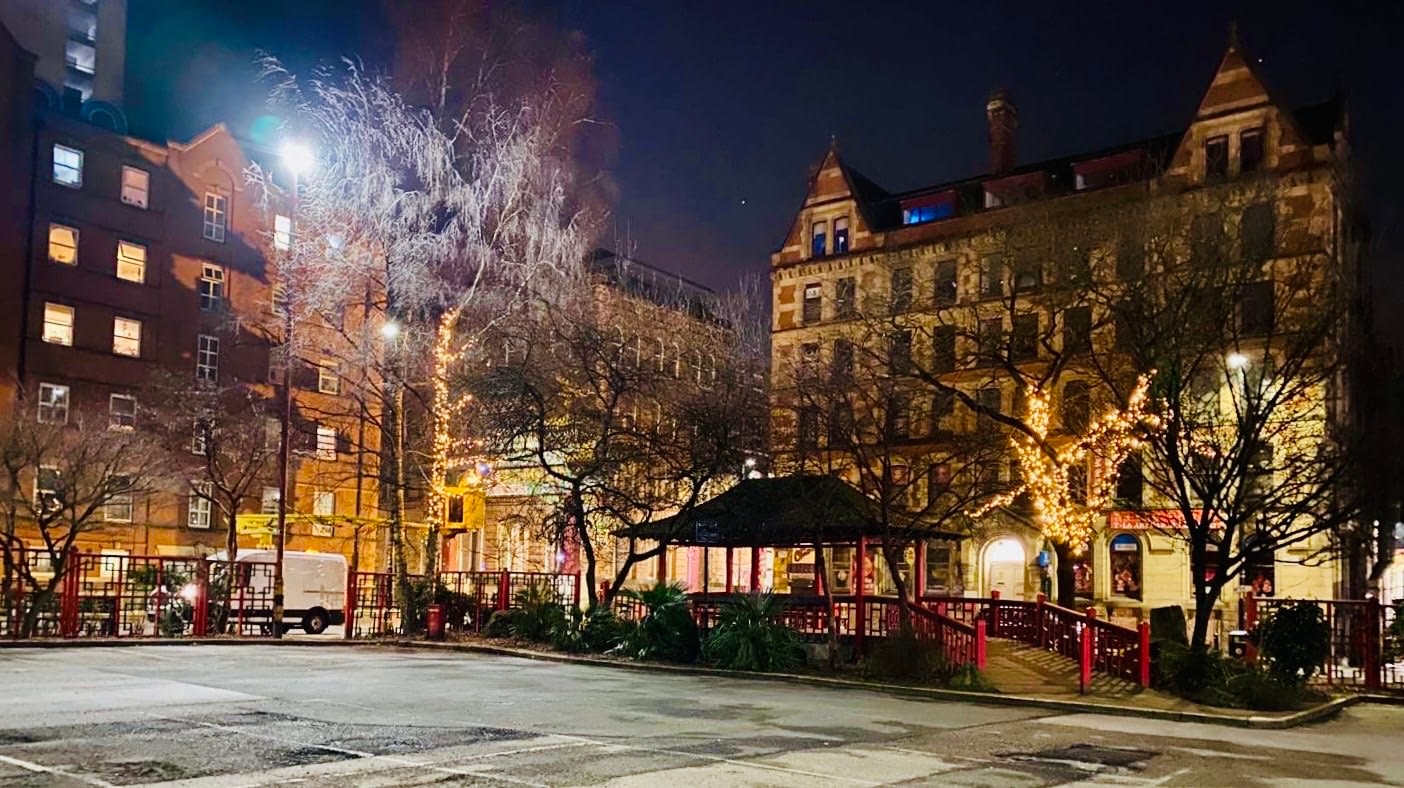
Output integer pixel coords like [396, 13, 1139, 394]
[768, 38, 1350, 639]
[0, 0, 126, 118]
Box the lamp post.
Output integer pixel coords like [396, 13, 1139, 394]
[272, 141, 314, 639]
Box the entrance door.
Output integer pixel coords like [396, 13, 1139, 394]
[984, 538, 1027, 601]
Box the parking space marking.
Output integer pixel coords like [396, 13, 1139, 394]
[0, 752, 117, 787]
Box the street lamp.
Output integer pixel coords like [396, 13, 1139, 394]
[272, 139, 314, 640]
[380, 320, 402, 340]
[1226, 352, 1250, 370]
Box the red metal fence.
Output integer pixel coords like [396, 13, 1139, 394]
[346, 570, 580, 639]
[1251, 595, 1402, 691]
[3, 549, 277, 639]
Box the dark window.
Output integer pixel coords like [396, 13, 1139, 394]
[1241, 203, 1275, 261]
[830, 338, 854, 383]
[979, 255, 1004, 298]
[978, 318, 1003, 362]
[931, 390, 954, 433]
[1063, 306, 1092, 354]
[1205, 135, 1229, 180]
[934, 260, 958, 305]
[1012, 313, 1038, 361]
[797, 407, 820, 449]
[828, 403, 853, 446]
[1245, 443, 1273, 507]
[1192, 214, 1224, 262]
[932, 326, 956, 373]
[1013, 254, 1041, 294]
[889, 330, 913, 375]
[890, 266, 913, 313]
[1117, 235, 1145, 280]
[926, 464, 952, 506]
[1239, 281, 1274, 336]
[810, 221, 827, 257]
[1063, 380, 1091, 433]
[833, 217, 850, 253]
[448, 496, 465, 523]
[1115, 454, 1143, 506]
[886, 394, 911, 440]
[802, 282, 822, 324]
[1240, 128, 1265, 174]
[835, 277, 856, 318]
[976, 386, 1001, 416]
[1114, 307, 1136, 351]
[1243, 534, 1275, 596]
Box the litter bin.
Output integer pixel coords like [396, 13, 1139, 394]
[1228, 629, 1249, 659]
[427, 604, 445, 641]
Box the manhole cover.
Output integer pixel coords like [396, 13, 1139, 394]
[999, 743, 1157, 773]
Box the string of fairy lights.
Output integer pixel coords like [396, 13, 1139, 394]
[971, 373, 1162, 553]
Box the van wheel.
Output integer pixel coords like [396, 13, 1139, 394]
[302, 609, 329, 635]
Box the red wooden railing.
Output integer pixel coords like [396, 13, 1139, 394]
[346, 569, 581, 639]
[1249, 594, 1401, 691]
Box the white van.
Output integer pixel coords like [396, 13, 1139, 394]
[215, 550, 347, 635]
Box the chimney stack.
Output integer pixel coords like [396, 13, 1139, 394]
[986, 88, 1018, 173]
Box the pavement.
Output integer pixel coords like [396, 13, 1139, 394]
[0, 645, 1400, 787]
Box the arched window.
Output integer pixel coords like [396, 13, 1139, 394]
[1108, 533, 1143, 600]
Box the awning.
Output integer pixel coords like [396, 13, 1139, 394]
[617, 475, 965, 548]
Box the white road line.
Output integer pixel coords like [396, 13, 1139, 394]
[146, 713, 564, 788]
[0, 753, 117, 787]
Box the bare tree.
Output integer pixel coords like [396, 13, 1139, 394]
[0, 404, 168, 637]
[1084, 179, 1359, 652]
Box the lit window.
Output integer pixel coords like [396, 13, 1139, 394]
[108, 393, 136, 430]
[199, 263, 224, 311]
[116, 241, 146, 283]
[313, 490, 335, 516]
[65, 40, 95, 74]
[189, 483, 213, 529]
[274, 214, 292, 251]
[37, 383, 69, 424]
[264, 417, 280, 451]
[203, 192, 227, 242]
[105, 475, 134, 523]
[802, 283, 822, 324]
[120, 166, 149, 209]
[1109, 533, 1143, 600]
[833, 216, 850, 254]
[48, 224, 79, 264]
[112, 317, 141, 357]
[52, 145, 83, 187]
[43, 303, 74, 345]
[67, 6, 97, 42]
[192, 416, 211, 455]
[36, 466, 61, 512]
[260, 487, 280, 515]
[196, 334, 219, 382]
[317, 360, 340, 394]
[810, 221, 827, 257]
[316, 425, 337, 459]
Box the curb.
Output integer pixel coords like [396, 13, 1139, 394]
[385, 639, 1359, 730]
[0, 636, 1381, 728]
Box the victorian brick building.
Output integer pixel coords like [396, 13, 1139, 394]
[768, 36, 1352, 639]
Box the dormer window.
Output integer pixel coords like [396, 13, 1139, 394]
[810, 221, 827, 257]
[833, 217, 850, 254]
[1205, 135, 1229, 180]
[902, 192, 956, 225]
[1240, 128, 1265, 174]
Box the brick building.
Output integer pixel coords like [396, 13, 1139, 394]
[768, 37, 1352, 638]
[0, 21, 381, 566]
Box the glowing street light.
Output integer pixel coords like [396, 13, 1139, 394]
[1226, 352, 1250, 370]
[279, 141, 316, 177]
[380, 321, 402, 340]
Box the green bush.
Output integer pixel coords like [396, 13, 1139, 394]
[482, 609, 518, 638]
[945, 663, 996, 692]
[1222, 667, 1307, 711]
[863, 626, 948, 683]
[1386, 604, 1404, 664]
[1258, 601, 1329, 686]
[703, 593, 803, 672]
[1158, 640, 1312, 710]
[618, 583, 700, 663]
[510, 582, 566, 643]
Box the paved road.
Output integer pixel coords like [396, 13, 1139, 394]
[0, 646, 1399, 787]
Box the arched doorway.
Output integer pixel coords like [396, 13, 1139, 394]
[984, 537, 1027, 600]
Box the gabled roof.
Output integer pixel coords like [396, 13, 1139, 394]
[618, 475, 964, 547]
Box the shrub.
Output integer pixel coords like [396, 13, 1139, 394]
[1223, 667, 1306, 711]
[703, 593, 803, 672]
[482, 609, 518, 638]
[1258, 601, 1330, 686]
[1158, 640, 1312, 711]
[618, 583, 700, 663]
[549, 606, 630, 654]
[863, 626, 948, 683]
[1386, 604, 1404, 664]
[945, 663, 996, 692]
[510, 582, 566, 643]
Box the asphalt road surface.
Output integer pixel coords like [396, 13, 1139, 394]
[0, 645, 1400, 787]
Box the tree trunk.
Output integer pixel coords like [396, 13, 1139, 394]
[878, 537, 913, 627]
[382, 380, 412, 629]
[574, 493, 599, 608]
[1052, 540, 1076, 609]
[1190, 582, 1220, 653]
[224, 507, 239, 636]
[423, 524, 440, 580]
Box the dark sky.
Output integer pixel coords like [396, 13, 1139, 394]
[127, 0, 1402, 323]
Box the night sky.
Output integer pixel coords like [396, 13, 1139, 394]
[127, 1, 1402, 331]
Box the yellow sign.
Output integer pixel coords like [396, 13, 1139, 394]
[235, 514, 277, 536]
